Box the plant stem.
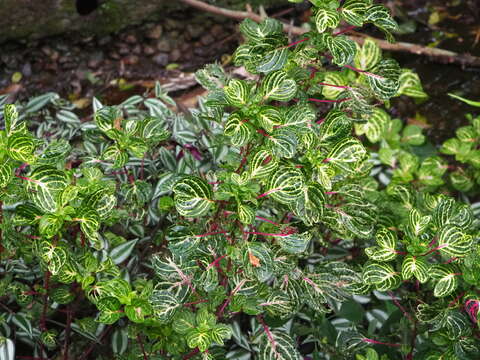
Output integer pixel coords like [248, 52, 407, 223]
[137, 334, 149, 360]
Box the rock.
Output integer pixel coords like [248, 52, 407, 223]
[156, 39, 171, 52]
[200, 33, 215, 46]
[143, 45, 156, 56]
[98, 36, 112, 46]
[109, 51, 121, 60]
[170, 49, 181, 62]
[132, 44, 142, 54]
[22, 62, 32, 77]
[152, 53, 169, 66]
[186, 24, 203, 40]
[125, 34, 137, 44]
[210, 24, 224, 39]
[123, 55, 139, 65]
[118, 44, 130, 55]
[88, 52, 104, 69]
[146, 24, 163, 39]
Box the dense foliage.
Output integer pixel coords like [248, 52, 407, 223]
[1, 0, 479, 359]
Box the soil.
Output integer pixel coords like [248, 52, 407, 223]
[0, 0, 479, 145]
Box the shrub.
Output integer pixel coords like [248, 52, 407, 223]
[0, 0, 479, 359]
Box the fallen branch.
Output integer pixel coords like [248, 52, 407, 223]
[179, 0, 480, 67]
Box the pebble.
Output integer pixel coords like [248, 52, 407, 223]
[143, 45, 156, 56]
[200, 34, 215, 46]
[210, 24, 224, 39]
[123, 55, 139, 65]
[22, 62, 32, 77]
[146, 24, 163, 39]
[125, 34, 137, 44]
[152, 53, 169, 66]
[170, 49, 181, 62]
[156, 39, 171, 52]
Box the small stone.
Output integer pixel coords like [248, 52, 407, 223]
[109, 51, 120, 60]
[170, 49, 181, 62]
[98, 36, 112, 46]
[200, 33, 215, 46]
[143, 45, 156, 56]
[165, 19, 179, 30]
[41, 46, 52, 56]
[132, 44, 142, 54]
[152, 53, 169, 66]
[156, 39, 171, 52]
[186, 24, 203, 39]
[210, 24, 224, 39]
[22, 62, 32, 77]
[118, 45, 130, 55]
[88, 52, 104, 69]
[123, 55, 139, 65]
[125, 34, 137, 44]
[146, 24, 163, 39]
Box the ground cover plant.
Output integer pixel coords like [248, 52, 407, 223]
[0, 0, 479, 359]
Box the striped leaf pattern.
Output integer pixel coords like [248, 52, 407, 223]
[321, 72, 347, 99]
[431, 265, 459, 298]
[257, 48, 289, 73]
[150, 290, 181, 323]
[354, 107, 389, 143]
[437, 225, 473, 257]
[260, 71, 297, 102]
[7, 133, 35, 162]
[323, 34, 357, 66]
[292, 183, 326, 225]
[402, 255, 429, 283]
[224, 113, 254, 146]
[173, 176, 213, 217]
[258, 330, 302, 360]
[362, 262, 401, 291]
[239, 18, 283, 42]
[40, 241, 67, 276]
[224, 79, 251, 107]
[364, 4, 398, 42]
[249, 149, 279, 179]
[257, 106, 283, 132]
[25, 166, 70, 213]
[267, 167, 304, 204]
[267, 128, 298, 159]
[318, 110, 352, 145]
[397, 70, 428, 99]
[327, 138, 367, 174]
[4, 103, 19, 135]
[315, 8, 340, 33]
[238, 203, 255, 224]
[354, 38, 381, 71]
[277, 231, 312, 254]
[341, 0, 367, 27]
[94, 106, 121, 133]
[366, 59, 401, 100]
[408, 208, 431, 237]
[0, 162, 14, 188]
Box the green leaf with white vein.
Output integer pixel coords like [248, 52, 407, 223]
[173, 176, 213, 217]
[4, 103, 20, 135]
[437, 225, 473, 257]
[40, 241, 67, 276]
[321, 72, 347, 100]
[261, 71, 297, 102]
[0, 162, 14, 188]
[277, 231, 312, 254]
[224, 79, 251, 107]
[396, 70, 428, 99]
[257, 106, 283, 132]
[267, 167, 304, 204]
[76, 208, 100, 242]
[319, 110, 352, 145]
[94, 106, 120, 133]
[25, 166, 69, 213]
[402, 125, 425, 145]
[323, 34, 357, 66]
[186, 328, 211, 352]
[354, 107, 389, 143]
[402, 255, 429, 283]
[365, 4, 398, 42]
[408, 208, 431, 237]
[7, 132, 35, 162]
[363, 263, 401, 291]
[238, 203, 255, 224]
[431, 265, 459, 298]
[249, 149, 278, 179]
[292, 183, 326, 225]
[327, 138, 367, 174]
[341, 0, 367, 27]
[258, 330, 301, 360]
[239, 18, 283, 42]
[224, 112, 254, 146]
[354, 38, 381, 71]
[267, 128, 298, 159]
[257, 48, 289, 73]
[150, 290, 181, 322]
[172, 310, 196, 335]
[110, 239, 138, 265]
[315, 7, 340, 33]
[102, 145, 128, 168]
[366, 59, 401, 100]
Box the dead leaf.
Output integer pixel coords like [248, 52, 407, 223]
[248, 252, 261, 267]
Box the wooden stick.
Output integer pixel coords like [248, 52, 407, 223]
[179, 0, 480, 67]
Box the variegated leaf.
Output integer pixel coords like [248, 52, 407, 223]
[258, 330, 302, 360]
[327, 138, 367, 174]
[76, 208, 100, 242]
[354, 37, 381, 71]
[4, 103, 20, 135]
[267, 167, 304, 204]
[354, 107, 389, 143]
[40, 241, 67, 276]
[249, 149, 279, 179]
[224, 112, 254, 146]
[94, 106, 121, 133]
[396, 70, 428, 99]
[431, 265, 459, 298]
[266, 128, 298, 159]
[257, 48, 289, 73]
[321, 72, 347, 100]
[292, 183, 326, 225]
[173, 176, 213, 217]
[257, 106, 283, 132]
[402, 255, 429, 283]
[362, 262, 401, 291]
[7, 133, 35, 162]
[150, 290, 181, 323]
[318, 110, 352, 144]
[260, 71, 297, 102]
[437, 225, 473, 257]
[277, 231, 312, 254]
[364, 4, 398, 42]
[102, 145, 128, 168]
[408, 208, 431, 237]
[224, 79, 251, 107]
[0, 162, 14, 188]
[238, 203, 255, 224]
[25, 166, 69, 213]
[315, 7, 340, 33]
[239, 18, 283, 42]
[366, 59, 401, 100]
[323, 34, 357, 66]
[341, 0, 367, 27]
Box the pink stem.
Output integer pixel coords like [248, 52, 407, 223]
[333, 25, 357, 36]
[388, 291, 414, 323]
[196, 231, 228, 238]
[308, 97, 351, 103]
[243, 230, 294, 237]
[343, 64, 385, 80]
[256, 187, 281, 199]
[362, 338, 401, 347]
[286, 37, 309, 48]
[318, 82, 351, 90]
[255, 216, 280, 226]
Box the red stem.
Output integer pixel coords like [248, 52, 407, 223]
[362, 338, 401, 347]
[183, 348, 200, 360]
[137, 334, 149, 360]
[388, 291, 414, 323]
[333, 25, 357, 36]
[255, 215, 280, 226]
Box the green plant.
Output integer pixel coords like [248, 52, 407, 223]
[1, 0, 479, 359]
